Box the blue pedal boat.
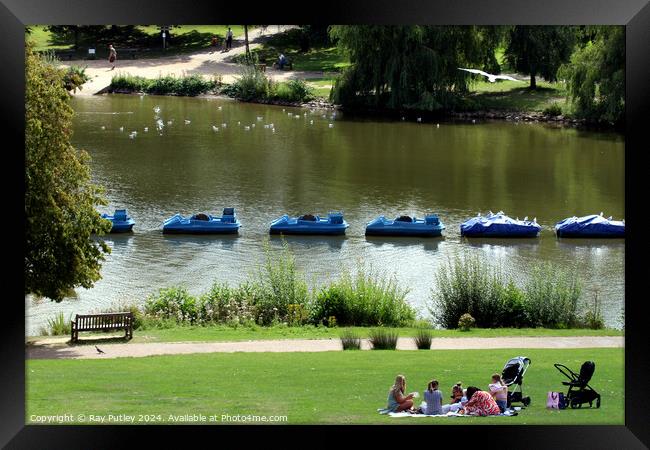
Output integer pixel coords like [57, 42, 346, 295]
[460, 211, 541, 237]
[269, 212, 348, 235]
[101, 209, 135, 233]
[162, 208, 241, 234]
[365, 214, 445, 237]
[555, 214, 625, 238]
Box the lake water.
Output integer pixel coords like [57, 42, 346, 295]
[25, 94, 625, 333]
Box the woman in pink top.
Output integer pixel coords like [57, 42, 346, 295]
[461, 386, 501, 416]
[489, 373, 509, 413]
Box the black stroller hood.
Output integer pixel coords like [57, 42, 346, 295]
[502, 356, 531, 385]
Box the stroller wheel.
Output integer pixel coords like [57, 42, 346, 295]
[523, 397, 531, 407]
[596, 397, 601, 408]
[570, 399, 582, 409]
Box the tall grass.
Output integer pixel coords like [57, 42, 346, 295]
[369, 328, 399, 350]
[524, 262, 581, 328]
[222, 64, 314, 103]
[430, 253, 583, 329]
[340, 330, 362, 350]
[39, 312, 72, 336]
[312, 265, 414, 327]
[414, 328, 432, 350]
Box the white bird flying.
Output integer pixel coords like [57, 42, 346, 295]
[458, 68, 523, 83]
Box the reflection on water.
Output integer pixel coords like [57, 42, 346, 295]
[25, 94, 625, 333]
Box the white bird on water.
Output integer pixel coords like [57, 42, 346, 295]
[119, 126, 124, 132]
[184, 119, 191, 125]
[222, 123, 227, 128]
[100, 126, 106, 130]
[328, 123, 334, 128]
[212, 125, 219, 132]
[218, 106, 223, 111]
[244, 126, 250, 131]
[458, 68, 523, 83]
[144, 127, 148, 132]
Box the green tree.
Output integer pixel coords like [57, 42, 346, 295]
[46, 26, 106, 50]
[559, 26, 624, 125]
[25, 43, 111, 301]
[329, 26, 502, 111]
[505, 26, 576, 89]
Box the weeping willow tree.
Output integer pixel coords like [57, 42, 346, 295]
[559, 26, 624, 125]
[329, 25, 504, 111]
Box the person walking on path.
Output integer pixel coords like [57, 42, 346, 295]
[226, 27, 233, 51]
[108, 44, 117, 70]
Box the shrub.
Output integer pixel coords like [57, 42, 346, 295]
[100, 301, 144, 330]
[430, 254, 505, 328]
[63, 65, 90, 92]
[287, 303, 310, 326]
[271, 79, 314, 102]
[41, 312, 72, 336]
[110, 73, 149, 92]
[224, 64, 271, 101]
[458, 313, 476, 331]
[175, 74, 216, 96]
[580, 289, 605, 330]
[253, 240, 309, 325]
[197, 281, 258, 326]
[523, 263, 581, 328]
[312, 265, 414, 327]
[369, 328, 399, 350]
[414, 328, 432, 350]
[340, 330, 361, 350]
[543, 103, 563, 117]
[144, 286, 198, 324]
[501, 280, 527, 328]
[146, 75, 180, 95]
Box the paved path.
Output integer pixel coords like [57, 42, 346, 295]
[26, 336, 623, 360]
[62, 26, 326, 95]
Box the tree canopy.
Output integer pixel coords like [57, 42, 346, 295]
[25, 42, 111, 301]
[559, 26, 625, 125]
[504, 26, 576, 89]
[329, 25, 504, 111]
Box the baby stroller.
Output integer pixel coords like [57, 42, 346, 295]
[554, 361, 601, 408]
[502, 356, 531, 407]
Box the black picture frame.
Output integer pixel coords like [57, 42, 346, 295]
[3, 0, 649, 447]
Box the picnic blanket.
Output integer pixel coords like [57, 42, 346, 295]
[377, 408, 519, 418]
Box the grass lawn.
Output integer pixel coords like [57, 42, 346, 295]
[468, 79, 569, 113]
[26, 347, 623, 424]
[305, 77, 337, 99]
[28, 325, 622, 345]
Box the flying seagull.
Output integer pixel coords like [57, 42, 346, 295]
[458, 68, 523, 83]
[95, 345, 105, 354]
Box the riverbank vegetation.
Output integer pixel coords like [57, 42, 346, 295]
[430, 253, 600, 330]
[109, 73, 219, 96]
[27, 347, 624, 424]
[35, 240, 613, 338]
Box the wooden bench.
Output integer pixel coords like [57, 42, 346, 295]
[120, 48, 139, 59]
[55, 50, 76, 61]
[71, 312, 134, 343]
[255, 63, 267, 72]
[272, 60, 293, 71]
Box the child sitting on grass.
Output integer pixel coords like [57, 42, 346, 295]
[489, 373, 509, 413]
[419, 379, 443, 415]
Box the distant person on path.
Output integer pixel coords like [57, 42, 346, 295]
[278, 53, 288, 70]
[386, 374, 415, 413]
[108, 44, 117, 70]
[226, 27, 233, 50]
[488, 373, 509, 413]
[420, 379, 443, 415]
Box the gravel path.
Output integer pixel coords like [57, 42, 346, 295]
[26, 336, 624, 360]
[62, 26, 326, 95]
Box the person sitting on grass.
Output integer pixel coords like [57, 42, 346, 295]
[442, 382, 468, 413]
[460, 386, 501, 416]
[386, 374, 416, 413]
[488, 373, 509, 413]
[420, 379, 443, 415]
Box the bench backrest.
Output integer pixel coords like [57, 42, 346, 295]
[75, 312, 133, 329]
